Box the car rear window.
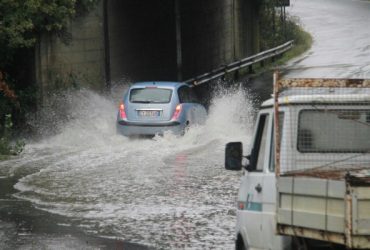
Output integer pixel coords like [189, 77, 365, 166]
[129, 88, 172, 103]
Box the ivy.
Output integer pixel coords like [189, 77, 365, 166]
[0, 0, 100, 68]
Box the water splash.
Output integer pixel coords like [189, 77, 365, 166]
[5, 82, 257, 249]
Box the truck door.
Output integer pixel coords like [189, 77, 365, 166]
[237, 113, 270, 249]
[261, 112, 289, 250]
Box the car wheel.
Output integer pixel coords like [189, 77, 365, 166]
[182, 121, 190, 135]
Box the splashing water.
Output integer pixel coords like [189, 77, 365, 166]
[1, 83, 257, 249]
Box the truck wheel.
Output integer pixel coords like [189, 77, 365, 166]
[236, 235, 246, 250]
[292, 237, 308, 250]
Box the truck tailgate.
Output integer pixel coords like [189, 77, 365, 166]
[276, 175, 370, 249]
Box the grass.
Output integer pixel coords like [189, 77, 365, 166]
[0, 114, 24, 160]
[273, 26, 313, 66]
[243, 18, 313, 78]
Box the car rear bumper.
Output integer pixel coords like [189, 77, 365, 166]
[116, 120, 184, 136]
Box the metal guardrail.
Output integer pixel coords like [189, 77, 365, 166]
[184, 40, 293, 86]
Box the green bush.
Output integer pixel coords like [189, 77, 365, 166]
[254, 2, 312, 71]
[0, 0, 99, 158]
[0, 114, 24, 157]
[270, 15, 313, 67]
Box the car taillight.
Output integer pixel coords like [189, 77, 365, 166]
[119, 102, 127, 119]
[171, 104, 182, 120]
[238, 201, 245, 210]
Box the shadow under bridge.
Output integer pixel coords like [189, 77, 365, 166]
[105, 0, 260, 84]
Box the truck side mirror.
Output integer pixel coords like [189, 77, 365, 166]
[225, 142, 243, 171]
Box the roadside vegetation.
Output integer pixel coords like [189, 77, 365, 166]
[0, 0, 99, 158]
[252, 1, 313, 74]
[269, 17, 313, 67]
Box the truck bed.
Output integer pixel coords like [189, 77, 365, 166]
[276, 167, 370, 249]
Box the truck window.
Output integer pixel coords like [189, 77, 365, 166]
[298, 109, 370, 153]
[250, 114, 269, 171]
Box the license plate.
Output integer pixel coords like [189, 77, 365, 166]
[138, 110, 160, 117]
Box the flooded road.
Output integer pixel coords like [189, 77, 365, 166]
[1, 0, 370, 249]
[286, 0, 370, 78]
[0, 88, 256, 249]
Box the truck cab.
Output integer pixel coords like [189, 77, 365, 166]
[226, 100, 289, 250]
[225, 78, 370, 250]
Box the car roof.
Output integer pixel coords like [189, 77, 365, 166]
[129, 81, 187, 89]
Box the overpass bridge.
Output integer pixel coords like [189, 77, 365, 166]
[35, 0, 261, 94]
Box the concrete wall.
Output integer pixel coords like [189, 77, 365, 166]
[238, 0, 260, 58]
[35, 1, 106, 98]
[180, 0, 235, 79]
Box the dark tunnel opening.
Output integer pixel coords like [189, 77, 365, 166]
[107, 0, 177, 83]
[106, 0, 259, 90]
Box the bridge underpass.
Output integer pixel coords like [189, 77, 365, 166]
[106, 0, 177, 83]
[107, 0, 260, 84]
[35, 0, 260, 94]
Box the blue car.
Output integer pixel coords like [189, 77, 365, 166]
[116, 81, 207, 136]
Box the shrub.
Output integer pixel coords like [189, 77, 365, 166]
[0, 114, 24, 157]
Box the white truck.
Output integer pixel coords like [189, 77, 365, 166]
[225, 74, 370, 250]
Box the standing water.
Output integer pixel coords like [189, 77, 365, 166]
[0, 85, 256, 249]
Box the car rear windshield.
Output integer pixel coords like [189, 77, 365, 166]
[298, 109, 370, 153]
[129, 88, 172, 103]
